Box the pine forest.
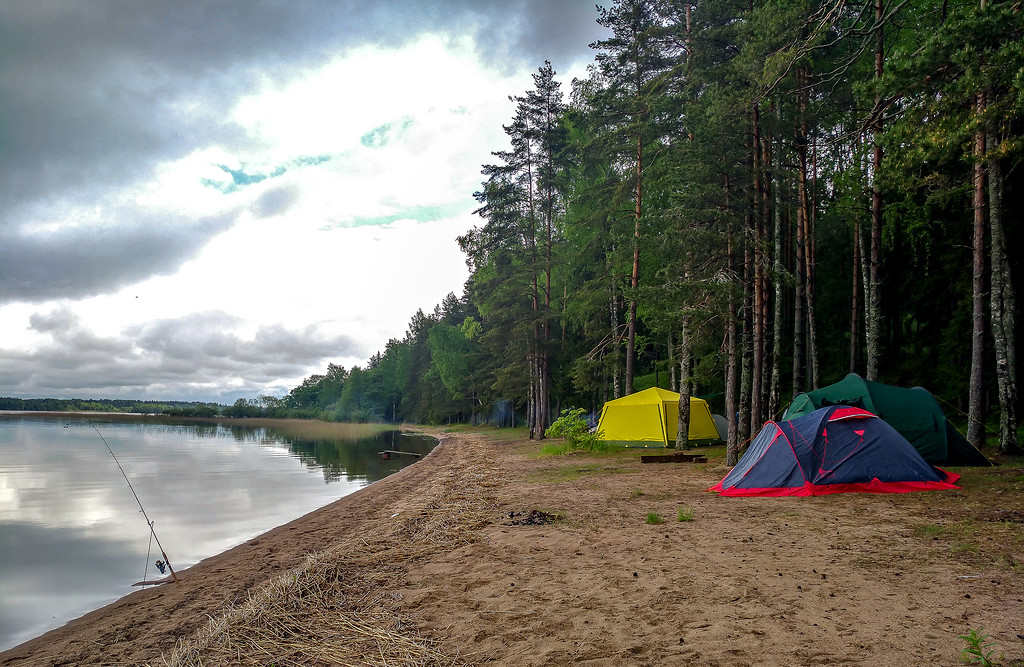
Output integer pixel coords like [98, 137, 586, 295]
[277, 0, 1023, 459]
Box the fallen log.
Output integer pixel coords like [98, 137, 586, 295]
[640, 453, 708, 464]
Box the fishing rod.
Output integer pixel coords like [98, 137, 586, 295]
[91, 424, 179, 587]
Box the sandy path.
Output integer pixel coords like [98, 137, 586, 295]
[2, 430, 1020, 666]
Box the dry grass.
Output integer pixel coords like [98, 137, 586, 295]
[161, 448, 503, 667]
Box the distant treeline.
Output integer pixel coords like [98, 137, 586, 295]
[0, 396, 369, 422]
[0, 397, 222, 417]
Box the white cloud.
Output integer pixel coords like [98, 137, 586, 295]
[0, 5, 601, 402]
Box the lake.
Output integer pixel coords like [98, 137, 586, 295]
[0, 414, 436, 651]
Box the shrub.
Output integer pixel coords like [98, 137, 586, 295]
[545, 408, 605, 451]
[959, 628, 999, 666]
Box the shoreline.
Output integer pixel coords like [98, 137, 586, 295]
[0, 426, 456, 665]
[3, 428, 1022, 665]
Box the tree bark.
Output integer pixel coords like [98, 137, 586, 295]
[768, 98, 784, 419]
[676, 316, 692, 449]
[526, 128, 543, 440]
[967, 89, 986, 450]
[792, 76, 808, 399]
[668, 331, 678, 392]
[851, 216, 861, 374]
[739, 240, 753, 446]
[987, 121, 1019, 454]
[866, 0, 884, 381]
[609, 268, 622, 400]
[625, 135, 643, 395]
[751, 105, 765, 434]
[807, 126, 820, 388]
[725, 177, 740, 466]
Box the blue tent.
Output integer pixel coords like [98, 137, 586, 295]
[709, 406, 960, 497]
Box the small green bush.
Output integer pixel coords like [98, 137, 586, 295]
[678, 507, 695, 522]
[545, 408, 605, 451]
[646, 512, 664, 525]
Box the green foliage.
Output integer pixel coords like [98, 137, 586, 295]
[428, 323, 472, 399]
[959, 628, 1000, 666]
[677, 507, 694, 522]
[545, 408, 603, 451]
[646, 512, 664, 525]
[273, 0, 1024, 450]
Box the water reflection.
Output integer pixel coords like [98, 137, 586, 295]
[0, 415, 435, 651]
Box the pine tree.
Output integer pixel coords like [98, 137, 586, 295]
[589, 0, 686, 394]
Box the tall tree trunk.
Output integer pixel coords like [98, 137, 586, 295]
[676, 315, 692, 449]
[538, 110, 556, 439]
[850, 130, 863, 374]
[751, 105, 765, 434]
[760, 104, 774, 420]
[527, 362, 536, 436]
[609, 271, 622, 399]
[768, 98, 784, 418]
[968, 88, 987, 450]
[668, 331, 678, 392]
[851, 216, 861, 374]
[725, 177, 740, 466]
[625, 135, 643, 395]
[739, 241, 753, 446]
[807, 127, 820, 388]
[858, 140, 872, 374]
[792, 77, 808, 399]
[866, 0, 884, 381]
[523, 116, 543, 440]
[987, 132, 1020, 454]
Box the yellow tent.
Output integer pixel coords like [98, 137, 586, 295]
[596, 387, 720, 447]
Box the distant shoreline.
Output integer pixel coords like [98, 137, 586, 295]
[0, 411, 397, 428]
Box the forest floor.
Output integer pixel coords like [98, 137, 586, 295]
[2, 426, 1023, 666]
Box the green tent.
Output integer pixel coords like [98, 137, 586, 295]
[784, 373, 991, 466]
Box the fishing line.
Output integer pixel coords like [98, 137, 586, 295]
[142, 521, 155, 590]
[92, 423, 179, 587]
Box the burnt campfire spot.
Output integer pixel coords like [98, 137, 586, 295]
[505, 510, 560, 526]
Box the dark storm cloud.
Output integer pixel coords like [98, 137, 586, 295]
[3, 309, 362, 401]
[0, 210, 238, 302]
[0, 0, 605, 306]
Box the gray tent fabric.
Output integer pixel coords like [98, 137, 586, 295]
[712, 414, 728, 442]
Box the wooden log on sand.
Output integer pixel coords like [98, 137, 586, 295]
[640, 452, 708, 464]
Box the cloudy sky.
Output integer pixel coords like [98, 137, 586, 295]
[0, 1, 607, 403]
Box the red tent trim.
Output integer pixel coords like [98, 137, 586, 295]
[709, 469, 960, 497]
[827, 406, 875, 421]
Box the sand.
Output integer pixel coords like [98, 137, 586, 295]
[2, 428, 1021, 666]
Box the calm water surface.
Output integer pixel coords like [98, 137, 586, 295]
[0, 414, 436, 651]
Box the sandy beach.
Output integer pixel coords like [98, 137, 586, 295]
[2, 428, 1022, 666]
